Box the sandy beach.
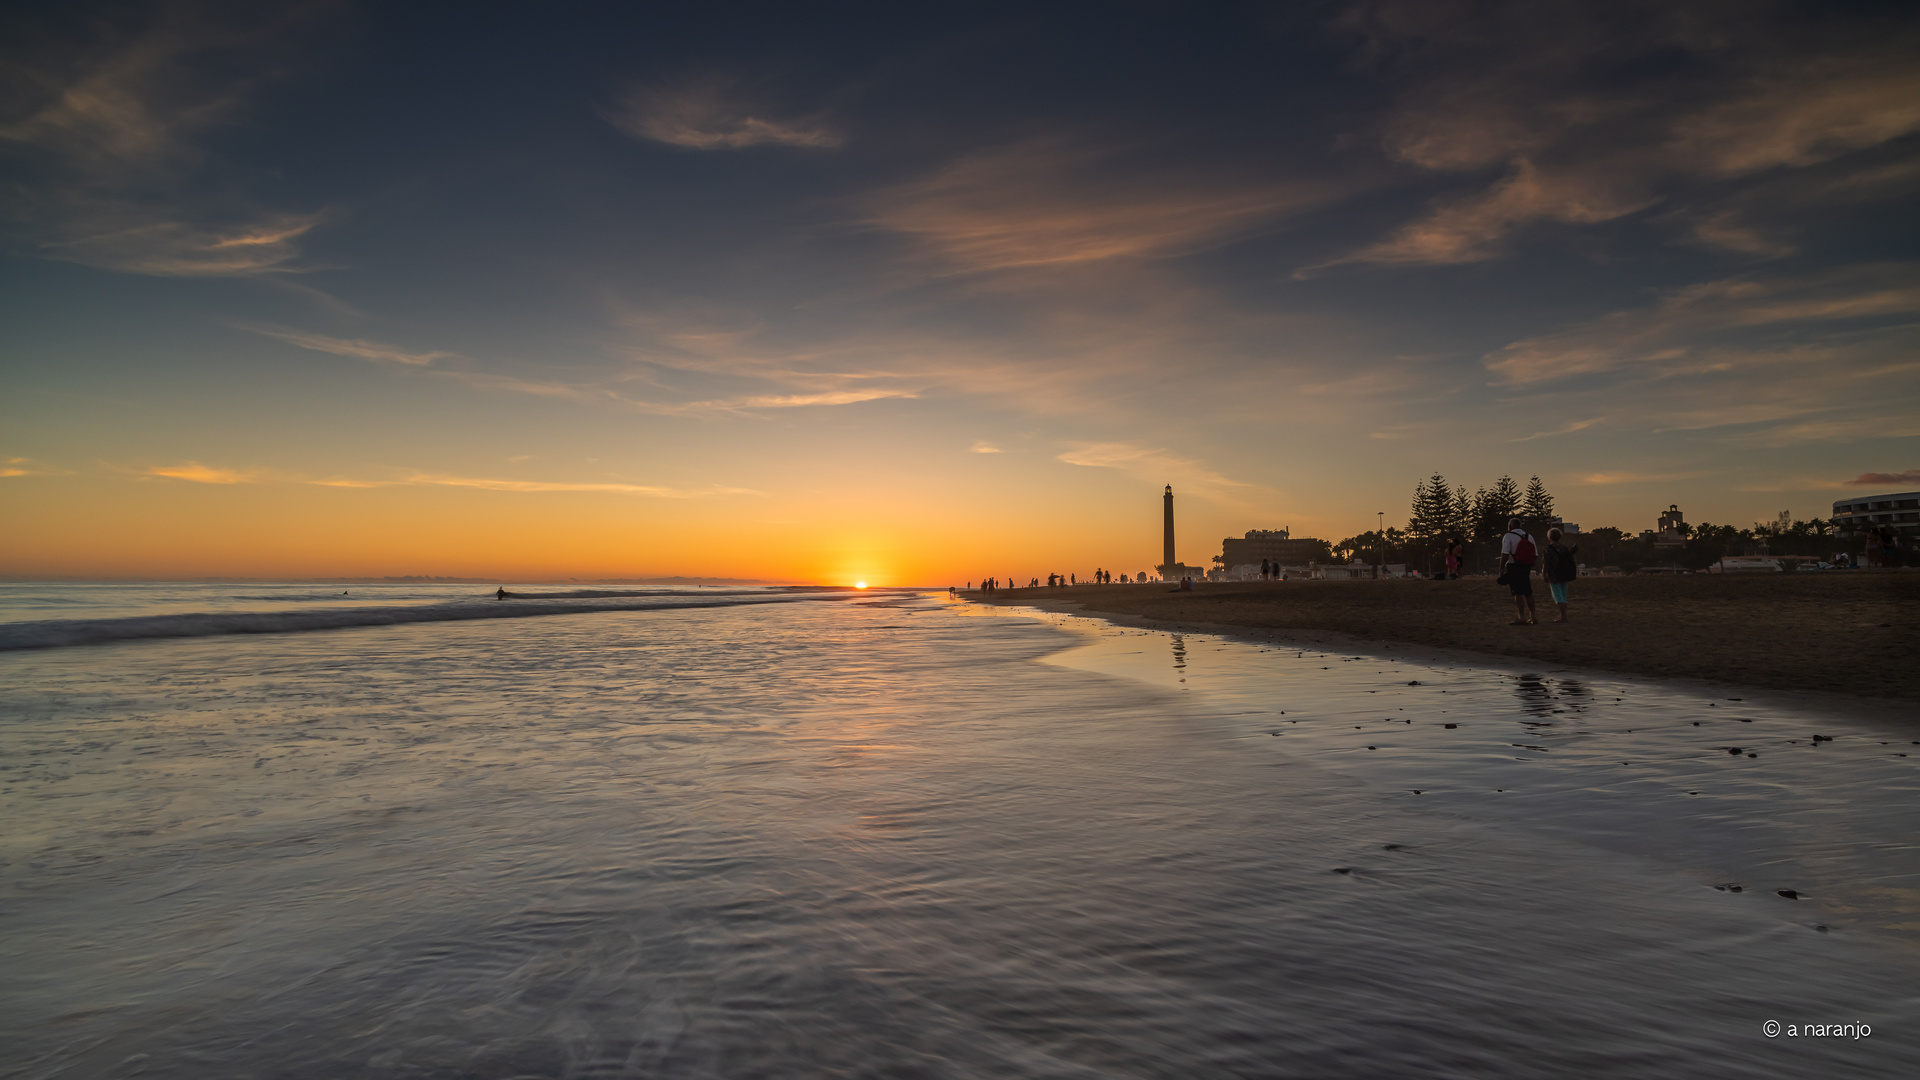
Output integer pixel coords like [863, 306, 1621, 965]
[6, 585, 1919, 1076]
[974, 573, 1919, 703]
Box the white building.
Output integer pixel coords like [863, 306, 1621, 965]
[1832, 491, 1919, 537]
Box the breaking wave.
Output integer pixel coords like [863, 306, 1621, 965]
[0, 592, 867, 652]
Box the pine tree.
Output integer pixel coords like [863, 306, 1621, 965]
[1408, 473, 1454, 542]
[1478, 476, 1521, 542]
[1522, 475, 1555, 524]
[1449, 484, 1474, 544]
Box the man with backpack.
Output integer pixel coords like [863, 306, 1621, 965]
[1499, 517, 1538, 625]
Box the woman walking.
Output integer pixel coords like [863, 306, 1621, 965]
[1544, 528, 1579, 623]
[1444, 538, 1463, 580]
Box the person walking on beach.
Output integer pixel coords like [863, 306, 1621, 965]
[1543, 527, 1578, 623]
[1499, 517, 1537, 625]
[1445, 539, 1463, 580]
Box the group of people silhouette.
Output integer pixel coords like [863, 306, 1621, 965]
[1045, 569, 1117, 586]
[963, 569, 1134, 592]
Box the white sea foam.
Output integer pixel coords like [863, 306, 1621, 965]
[0, 586, 875, 650]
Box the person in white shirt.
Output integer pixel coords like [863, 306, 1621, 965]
[1498, 516, 1537, 625]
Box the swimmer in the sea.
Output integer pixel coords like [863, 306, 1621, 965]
[495, 587, 508, 600]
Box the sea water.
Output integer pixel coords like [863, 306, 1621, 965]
[1, 585, 1915, 1078]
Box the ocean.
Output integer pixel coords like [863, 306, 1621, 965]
[2, 583, 1915, 1078]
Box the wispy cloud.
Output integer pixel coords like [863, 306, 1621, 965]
[147, 462, 253, 484]
[251, 327, 461, 366]
[1722, 416, 1920, 449]
[1, 457, 67, 478]
[1683, 211, 1795, 260]
[1485, 266, 1920, 385]
[312, 473, 760, 497]
[251, 314, 926, 416]
[1329, 159, 1654, 268]
[1510, 417, 1604, 442]
[1845, 469, 1920, 487]
[1327, 6, 1920, 267]
[40, 212, 333, 277]
[969, 441, 1003, 454]
[1575, 471, 1707, 486]
[1670, 60, 1920, 178]
[0, 8, 333, 276]
[1057, 442, 1248, 495]
[868, 138, 1326, 272]
[703, 389, 914, 412]
[605, 76, 841, 150]
[126, 459, 753, 497]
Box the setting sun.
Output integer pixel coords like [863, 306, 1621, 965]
[855, 582, 868, 589]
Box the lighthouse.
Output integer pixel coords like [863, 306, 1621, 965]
[1162, 484, 1176, 580]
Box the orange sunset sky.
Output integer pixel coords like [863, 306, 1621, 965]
[4, 3, 1918, 584]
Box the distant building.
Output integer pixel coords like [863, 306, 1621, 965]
[1219, 529, 1326, 570]
[1832, 491, 1919, 536]
[1651, 504, 1686, 548]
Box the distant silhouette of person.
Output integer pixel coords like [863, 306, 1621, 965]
[1445, 538, 1463, 580]
[1544, 528, 1579, 623]
[495, 587, 508, 600]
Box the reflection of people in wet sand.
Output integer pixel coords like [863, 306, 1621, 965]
[1499, 517, 1537, 625]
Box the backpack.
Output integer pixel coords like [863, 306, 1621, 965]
[1510, 530, 1536, 565]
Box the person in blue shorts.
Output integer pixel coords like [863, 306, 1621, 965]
[1543, 527, 1579, 622]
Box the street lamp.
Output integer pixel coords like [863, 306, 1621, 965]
[1377, 510, 1384, 579]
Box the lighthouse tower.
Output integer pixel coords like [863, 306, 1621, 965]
[1162, 484, 1176, 580]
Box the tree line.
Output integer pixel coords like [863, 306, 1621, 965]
[1338, 476, 1904, 573]
[1331, 474, 1558, 572]
[1407, 473, 1557, 547]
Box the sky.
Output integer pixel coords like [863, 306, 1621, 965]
[3, 0, 1918, 584]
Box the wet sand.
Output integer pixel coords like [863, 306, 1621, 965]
[974, 573, 1919, 703]
[7, 590, 1918, 1075]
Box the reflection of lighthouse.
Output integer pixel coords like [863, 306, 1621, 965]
[1162, 484, 1176, 580]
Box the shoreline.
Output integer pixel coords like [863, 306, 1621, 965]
[971, 577, 1916, 724]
